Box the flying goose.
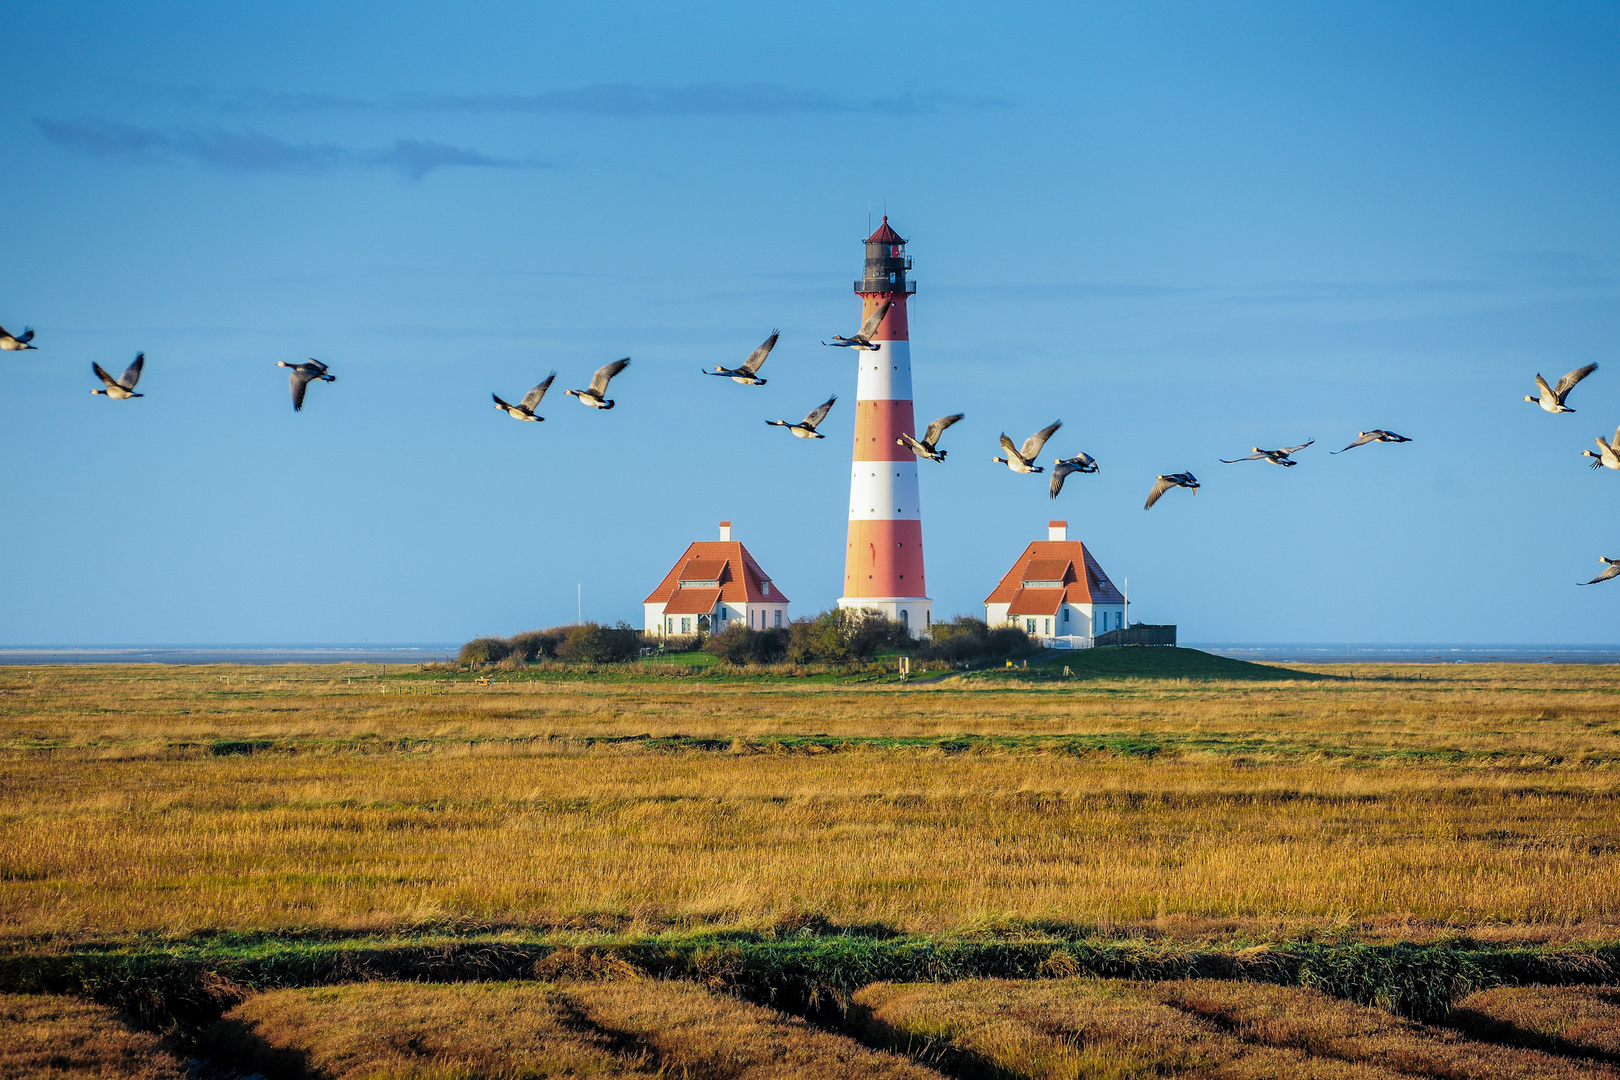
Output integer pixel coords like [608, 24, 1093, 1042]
[1583, 425, 1620, 470]
[1580, 557, 1620, 586]
[565, 357, 630, 409]
[277, 358, 335, 412]
[1332, 430, 1411, 453]
[1049, 452, 1099, 498]
[822, 300, 892, 350]
[993, 421, 1062, 473]
[705, 330, 778, 385]
[91, 354, 145, 399]
[1526, 364, 1597, 413]
[1145, 472, 1200, 510]
[0, 325, 35, 350]
[898, 413, 964, 462]
[1220, 439, 1314, 466]
[766, 395, 836, 438]
[494, 372, 557, 422]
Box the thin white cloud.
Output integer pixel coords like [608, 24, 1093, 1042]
[35, 118, 537, 180]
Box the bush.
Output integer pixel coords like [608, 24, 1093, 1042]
[458, 637, 511, 665]
[555, 622, 641, 664]
[507, 628, 568, 662]
[787, 608, 911, 664]
[705, 625, 790, 665]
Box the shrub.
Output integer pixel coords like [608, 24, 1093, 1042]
[555, 622, 641, 664]
[508, 628, 568, 662]
[787, 608, 911, 664]
[705, 625, 790, 665]
[458, 637, 511, 665]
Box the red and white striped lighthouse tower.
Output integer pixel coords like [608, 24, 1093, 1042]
[837, 218, 931, 636]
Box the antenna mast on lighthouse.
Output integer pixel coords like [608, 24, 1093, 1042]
[837, 217, 932, 637]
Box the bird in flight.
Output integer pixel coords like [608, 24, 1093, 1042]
[823, 300, 892, 351]
[494, 372, 557, 422]
[1526, 364, 1597, 414]
[1145, 472, 1200, 510]
[1580, 557, 1620, 586]
[1333, 430, 1411, 453]
[705, 330, 778, 385]
[767, 395, 837, 439]
[566, 358, 631, 409]
[91, 354, 145, 399]
[1049, 452, 1099, 498]
[898, 413, 964, 462]
[1220, 440, 1314, 466]
[0, 325, 36, 350]
[277, 359, 335, 412]
[993, 421, 1062, 474]
[1582, 425, 1620, 470]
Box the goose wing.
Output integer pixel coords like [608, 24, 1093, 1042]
[1144, 476, 1175, 510]
[1020, 420, 1062, 461]
[290, 368, 316, 411]
[922, 413, 964, 446]
[120, 354, 145, 390]
[739, 330, 779, 375]
[802, 394, 837, 429]
[1582, 562, 1620, 585]
[1554, 363, 1598, 399]
[1334, 432, 1378, 453]
[92, 362, 120, 388]
[521, 372, 557, 411]
[1220, 452, 1266, 463]
[857, 300, 892, 341]
[1049, 461, 1076, 499]
[1383, 430, 1411, 442]
[1278, 439, 1314, 455]
[589, 357, 630, 395]
[305, 358, 329, 375]
[492, 393, 514, 411]
[999, 433, 1020, 458]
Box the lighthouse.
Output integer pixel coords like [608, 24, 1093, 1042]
[837, 218, 932, 637]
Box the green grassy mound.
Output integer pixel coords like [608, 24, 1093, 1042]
[997, 646, 1330, 682]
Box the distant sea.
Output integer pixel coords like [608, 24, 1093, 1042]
[1190, 643, 1620, 665]
[0, 645, 458, 665]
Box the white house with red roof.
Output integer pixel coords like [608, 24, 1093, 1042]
[983, 521, 1125, 646]
[643, 522, 791, 637]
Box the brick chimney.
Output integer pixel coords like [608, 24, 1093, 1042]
[1048, 520, 1067, 542]
[719, 521, 732, 541]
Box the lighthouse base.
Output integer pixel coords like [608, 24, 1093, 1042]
[837, 596, 933, 639]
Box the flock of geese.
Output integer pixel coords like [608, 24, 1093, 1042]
[4, 313, 1610, 587]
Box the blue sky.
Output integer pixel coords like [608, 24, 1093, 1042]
[2, 2, 1617, 644]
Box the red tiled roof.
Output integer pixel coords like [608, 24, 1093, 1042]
[1007, 588, 1067, 616]
[1021, 559, 1073, 585]
[679, 557, 728, 583]
[663, 587, 722, 615]
[866, 216, 905, 244]
[644, 541, 790, 605]
[984, 540, 1123, 606]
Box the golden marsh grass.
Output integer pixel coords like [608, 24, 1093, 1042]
[214, 979, 945, 1079]
[3, 663, 1618, 941]
[0, 992, 185, 1079]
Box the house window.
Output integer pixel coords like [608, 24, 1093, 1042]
[900, 609, 909, 629]
[1117, 611, 1123, 630]
[1025, 618, 1036, 634]
[1062, 608, 1070, 623]
[681, 617, 691, 634]
[1044, 618, 1051, 635]
[774, 610, 782, 628]
[665, 616, 672, 633]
